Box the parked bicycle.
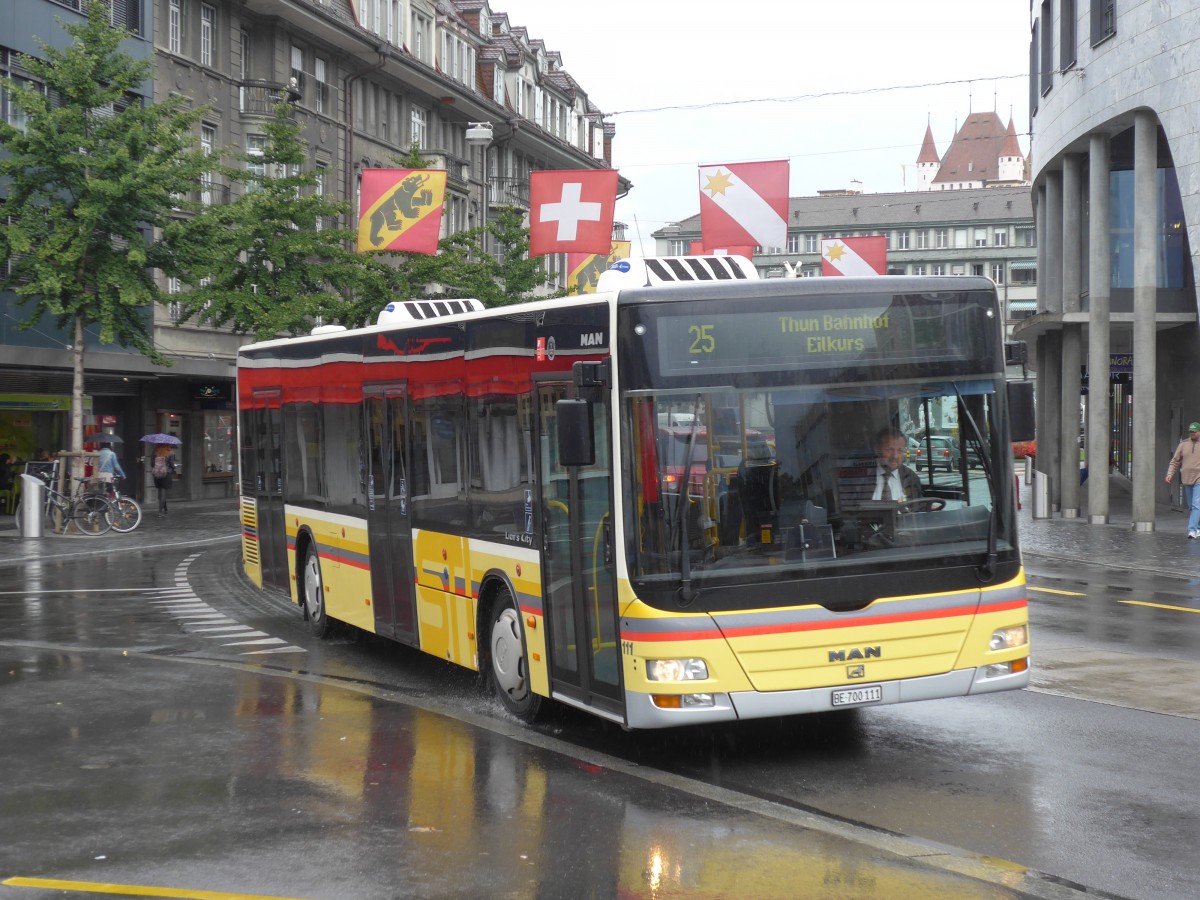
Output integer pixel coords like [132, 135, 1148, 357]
[97, 476, 142, 533]
[14, 475, 113, 536]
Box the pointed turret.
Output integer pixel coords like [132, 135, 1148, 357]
[916, 122, 940, 191]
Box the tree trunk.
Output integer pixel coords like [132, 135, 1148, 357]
[72, 313, 85, 484]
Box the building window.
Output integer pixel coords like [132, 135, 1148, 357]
[168, 0, 182, 54]
[200, 4, 214, 67]
[314, 56, 327, 114]
[786, 233, 800, 254]
[1040, 0, 1053, 95]
[993, 229, 1008, 247]
[200, 123, 215, 205]
[804, 233, 818, 253]
[971, 264, 985, 277]
[246, 134, 266, 188]
[896, 230, 909, 250]
[934, 228, 948, 249]
[932, 264, 945, 276]
[1091, 0, 1115, 45]
[912, 264, 926, 276]
[167, 276, 183, 322]
[991, 263, 1005, 285]
[411, 106, 427, 148]
[915, 229, 928, 250]
[1016, 226, 1036, 247]
[412, 13, 430, 63]
[290, 45, 304, 96]
[974, 228, 988, 247]
[1012, 268, 1037, 287]
[1060, 0, 1077, 69]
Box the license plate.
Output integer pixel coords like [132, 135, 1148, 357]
[831, 685, 882, 707]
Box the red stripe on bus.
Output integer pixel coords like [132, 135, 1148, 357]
[622, 598, 1026, 643]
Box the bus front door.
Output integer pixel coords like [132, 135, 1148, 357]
[537, 382, 623, 720]
[365, 384, 417, 644]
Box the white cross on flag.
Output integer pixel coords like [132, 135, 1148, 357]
[820, 236, 888, 276]
[698, 160, 789, 251]
[530, 170, 619, 257]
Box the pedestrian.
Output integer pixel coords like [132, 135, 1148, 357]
[1164, 422, 1200, 538]
[95, 442, 125, 493]
[151, 445, 176, 517]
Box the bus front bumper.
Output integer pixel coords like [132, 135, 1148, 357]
[623, 662, 1030, 730]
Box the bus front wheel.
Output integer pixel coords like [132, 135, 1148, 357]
[303, 544, 332, 638]
[489, 585, 542, 722]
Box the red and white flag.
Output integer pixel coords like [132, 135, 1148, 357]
[698, 160, 788, 251]
[821, 236, 887, 276]
[529, 170, 618, 257]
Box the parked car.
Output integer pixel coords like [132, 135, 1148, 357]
[912, 436, 955, 471]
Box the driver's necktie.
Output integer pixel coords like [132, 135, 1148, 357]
[881, 477, 893, 502]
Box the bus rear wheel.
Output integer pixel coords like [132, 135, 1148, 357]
[489, 585, 542, 722]
[302, 544, 332, 638]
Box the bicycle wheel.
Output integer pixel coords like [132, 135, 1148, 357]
[107, 496, 142, 533]
[71, 495, 113, 536]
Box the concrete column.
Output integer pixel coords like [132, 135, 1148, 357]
[1041, 332, 1063, 512]
[1087, 133, 1112, 524]
[1060, 155, 1084, 517]
[1043, 171, 1064, 510]
[1132, 111, 1158, 531]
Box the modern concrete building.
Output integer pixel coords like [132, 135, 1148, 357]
[1, 0, 618, 503]
[1015, 1, 1200, 531]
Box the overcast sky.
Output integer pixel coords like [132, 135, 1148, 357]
[494, 0, 1033, 255]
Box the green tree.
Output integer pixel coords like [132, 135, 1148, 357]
[0, 1, 212, 467]
[170, 102, 399, 340]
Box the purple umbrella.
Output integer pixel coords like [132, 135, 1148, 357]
[139, 433, 182, 445]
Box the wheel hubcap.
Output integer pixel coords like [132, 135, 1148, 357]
[491, 607, 527, 699]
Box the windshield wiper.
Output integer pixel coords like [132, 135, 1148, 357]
[953, 384, 998, 582]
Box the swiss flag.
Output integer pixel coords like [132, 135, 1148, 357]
[698, 160, 788, 251]
[529, 170, 618, 257]
[821, 236, 887, 276]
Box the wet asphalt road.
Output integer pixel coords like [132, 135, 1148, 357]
[2, 491, 1199, 898]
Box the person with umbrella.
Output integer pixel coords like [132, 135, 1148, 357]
[141, 435, 180, 517]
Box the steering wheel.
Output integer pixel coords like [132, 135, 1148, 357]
[897, 497, 945, 513]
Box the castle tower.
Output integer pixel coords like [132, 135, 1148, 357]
[997, 116, 1025, 183]
[916, 122, 940, 192]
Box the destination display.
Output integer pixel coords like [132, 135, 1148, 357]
[653, 296, 990, 376]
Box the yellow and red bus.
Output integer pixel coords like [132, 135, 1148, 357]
[237, 259, 1030, 729]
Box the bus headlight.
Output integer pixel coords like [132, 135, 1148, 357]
[646, 658, 709, 682]
[989, 625, 1027, 651]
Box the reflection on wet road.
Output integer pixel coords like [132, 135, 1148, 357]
[1, 545, 1046, 900]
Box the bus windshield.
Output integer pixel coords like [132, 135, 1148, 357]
[619, 287, 1014, 594]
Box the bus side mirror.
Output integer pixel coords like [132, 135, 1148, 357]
[1007, 381, 1035, 442]
[556, 399, 595, 467]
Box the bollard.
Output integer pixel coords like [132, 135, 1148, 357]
[1024, 455, 1032, 485]
[18, 472, 45, 538]
[1032, 470, 1051, 519]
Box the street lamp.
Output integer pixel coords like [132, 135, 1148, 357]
[465, 122, 493, 254]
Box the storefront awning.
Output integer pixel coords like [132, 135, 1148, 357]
[1009, 299, 1038, 312]
[1009, 259, 1038, 271]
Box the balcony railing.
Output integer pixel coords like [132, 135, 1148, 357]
[488, 177, 529, 209]
[238, 80, 297, 117]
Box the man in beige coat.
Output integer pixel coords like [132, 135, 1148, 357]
[1165, 422, 1200, 538]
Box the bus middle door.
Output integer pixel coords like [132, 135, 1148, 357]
[536, 378, 622, 720]
[364, 384, 417, 644]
